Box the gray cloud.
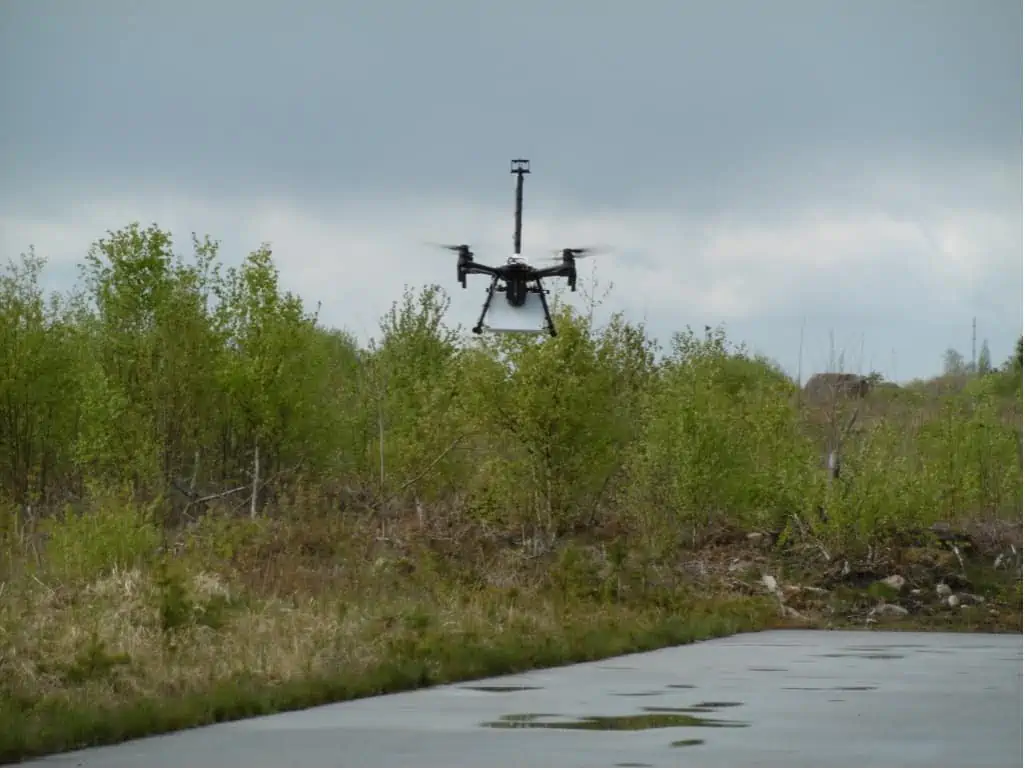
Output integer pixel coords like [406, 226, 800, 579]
[0, 0, 1020, 380]
[2, 0, 1019, 204]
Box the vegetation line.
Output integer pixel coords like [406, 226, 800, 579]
[0, 224, 1021, 763]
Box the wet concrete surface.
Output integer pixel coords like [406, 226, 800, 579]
[19, 630, 1023, 768]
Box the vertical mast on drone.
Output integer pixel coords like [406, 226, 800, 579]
[511, 159, 530, 255]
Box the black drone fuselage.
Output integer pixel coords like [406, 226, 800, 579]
[453, 159, 582, 337]
[456, 255, 578, 303]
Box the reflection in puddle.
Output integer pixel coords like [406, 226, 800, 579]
[612, 691, 664, 697]
[666, 684, 696, 689]
[642, 707, 713, 714]
[642, 700, 744, 716]
[462, 685, 541, 692]
[749, 666, 788, 671]
[671, 739, 706, 747]
[482, 711, 749, 730]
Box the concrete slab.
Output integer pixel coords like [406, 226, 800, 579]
[18, 630, 1024, 768]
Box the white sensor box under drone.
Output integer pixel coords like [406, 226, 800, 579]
[481, 282, 549, 334]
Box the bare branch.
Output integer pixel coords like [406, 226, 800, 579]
[378, 434, 468, 510]
[194, 486, 248, 505]
[189, 449, 200, 493]
[250, 440, 260, 519]
[179, 483, 248, 518]
[839, 403, 861, 448]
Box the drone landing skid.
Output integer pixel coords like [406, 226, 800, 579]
[473, 278, 555, 337]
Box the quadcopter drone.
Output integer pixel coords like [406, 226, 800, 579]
[432, 159, 601, 337]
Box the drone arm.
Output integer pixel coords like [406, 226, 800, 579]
[463, 261, 500, 277]
[533, 263, 573, 280]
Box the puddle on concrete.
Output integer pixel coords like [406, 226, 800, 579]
[784, 686, 877, 692]
[693, 701, 744, 708]
[666, 684, 696, 689]
[482, 712, 749, 731]
[671, 739, 706, 748]
[844, 644, 919, 651]
[817, 653, 905, 660]
[598, 665, 637, 671]
[748, 666, 788, 672]
[462, 685, 541, 692]
[612, 690, 664, 697]
[641, 702, 743, 716]
[829, 699, 844, 703]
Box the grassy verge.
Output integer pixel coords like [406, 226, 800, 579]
[0, 567, 775, 764]
[2, 506, 1020, 765]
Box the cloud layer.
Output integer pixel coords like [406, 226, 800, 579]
[0, 0, 1020, 380]
[3, 147, 1019, 381]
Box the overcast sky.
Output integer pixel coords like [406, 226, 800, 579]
[1, 0, 1021, 380]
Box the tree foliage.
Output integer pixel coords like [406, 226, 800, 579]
[943, 348, 967, 376]
[977, 339, 992, 375]
[1, 225, 1022, 571]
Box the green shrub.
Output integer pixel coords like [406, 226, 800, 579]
[1, 221, 1021, 569]
[624, 328, 818, 545]
[38, 489, 161, 583]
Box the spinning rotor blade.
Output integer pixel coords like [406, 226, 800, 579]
[425, 242, 474, 254]
[530, 245, 611, 262]
[557, 246, 606, 259]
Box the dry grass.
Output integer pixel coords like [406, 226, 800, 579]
[1, 392, 1021, 766]
[6, 569, 468, 703]
[0, 515, 785, 764]
[0, 528, 1020, 765]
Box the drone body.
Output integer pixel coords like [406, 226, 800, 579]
[436, 160, 600, 337]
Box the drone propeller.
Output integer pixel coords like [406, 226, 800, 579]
[427, 242, 474, 255]
[531, 246, 610, 263]
[558, 247, 604, 259]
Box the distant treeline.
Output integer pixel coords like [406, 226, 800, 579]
[2, 223, 1021, 554]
